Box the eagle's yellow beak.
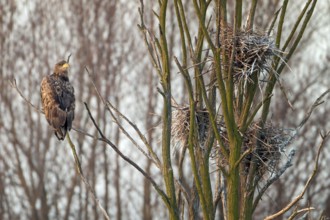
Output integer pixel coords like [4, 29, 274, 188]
[62, 63, 70, 69]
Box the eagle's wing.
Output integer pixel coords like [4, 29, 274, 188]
[40, 76, 67, 139]
[59, 81, 75, 131]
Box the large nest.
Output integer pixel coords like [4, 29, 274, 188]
[171, 107, 295, 175]
[221, 28, 280, 81]
[239, 123, 295, 175]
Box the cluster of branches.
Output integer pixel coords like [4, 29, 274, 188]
[132, 0, 326, 220]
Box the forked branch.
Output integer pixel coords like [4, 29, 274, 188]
[84, 102, 172, 209]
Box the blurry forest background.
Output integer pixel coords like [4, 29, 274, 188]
[1, 0, 330, 219]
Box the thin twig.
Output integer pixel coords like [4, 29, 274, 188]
[10, 79, 43, 114]
[84, 67, 161, 168]
[174, 179, 190, 204]
[83, 102, 172, 209]
[267, 7, 281, 36]
[66, 133, 110, 220]
[106, 101, 162, 167]
[71, 127, 99, 139]
[235, 148, 253, 168]
[264, 131, 329, 220]
[67, 54, 72, 63]
[66, 133, 83, 175]
[298, 89, 330, 129]
[277, 78, 294, 110]
[253, 149, 295, 211]
[287, 207, 315, 220]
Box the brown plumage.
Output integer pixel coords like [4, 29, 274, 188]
[40, 60, 75, 140]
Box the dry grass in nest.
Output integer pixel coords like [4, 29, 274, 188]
[171, 106, 295, 175]
[171, 107, 211, 152]
[221, 28, 280, 81]
[214, 122, 295, 176]
[240, 123, 295, 175]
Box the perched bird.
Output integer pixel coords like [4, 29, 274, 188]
[40, 60, 75, 140]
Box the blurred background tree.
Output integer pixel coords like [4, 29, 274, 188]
[0, 0, 329, 219]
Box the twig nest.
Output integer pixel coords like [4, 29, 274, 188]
[241, 123, 295, 175]
[222, 28, 280, 81]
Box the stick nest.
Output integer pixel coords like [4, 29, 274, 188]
[221, 28, 280, 81]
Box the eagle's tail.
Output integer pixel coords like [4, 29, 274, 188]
[54, 110, 73, 140]
[54, 127, 67, 140]
[50, 106, 70, 141]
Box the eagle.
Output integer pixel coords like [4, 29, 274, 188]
[40, 60, 75, 140]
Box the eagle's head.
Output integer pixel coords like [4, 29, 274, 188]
[54, 60, 70, 77]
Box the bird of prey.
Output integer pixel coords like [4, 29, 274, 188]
[40, 60, 75, 140]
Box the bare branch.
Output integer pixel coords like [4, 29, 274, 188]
[106, 101, 162, 168]
[253, 149, 295, 211]
[10, 78, 43, 114]
[287, 207, 315, 220]
[67, 54, 72, 63]
[83, 102, 172, 209]
[298, 89, 330, 129]
[264, 131, 329, 220]
[85, 67, 161, 168]
[65, 133, 110, 220]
